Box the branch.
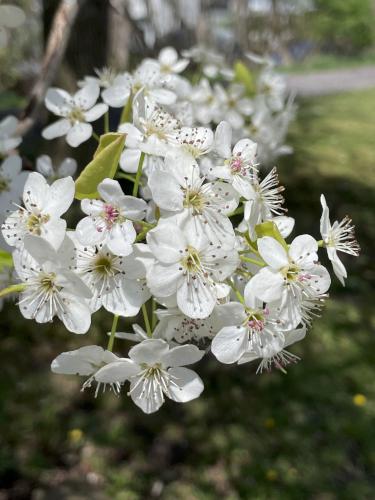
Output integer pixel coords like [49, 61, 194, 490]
[17, 0, 85, 137]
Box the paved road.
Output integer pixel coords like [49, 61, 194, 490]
[285, 65, 375, 96]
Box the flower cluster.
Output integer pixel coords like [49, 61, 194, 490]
[43, 46, 294, 165]
[0, 48, 359, 413]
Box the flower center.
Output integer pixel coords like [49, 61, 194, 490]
[245, 307, 268, 332]
[40, 272, 57, 292]
[181, 246, 202, 274]
[26, 213, 50, 235]
[281, 262, 300, 282]
[94, 255, 114, 275]
[68, 107, 85, 124]
[183, 188, 205, 214]
[101, 204, 124, 229]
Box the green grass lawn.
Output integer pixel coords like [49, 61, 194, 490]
[0, 89, 375, 499]
[280, 52, 375, 74]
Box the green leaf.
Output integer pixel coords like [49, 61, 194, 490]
[0, 249, 13, 270]
[75, 133, 126, 200]
[234, 61, 256, 96]
[0, 283, 26, 298]
[255, 221, 288, 250]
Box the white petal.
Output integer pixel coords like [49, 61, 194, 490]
[129, 338, 169, 364]
[147, 223, 185, 263]
[44, 176, 75, 216]
[211, 326, 248, 364]
[159, 46, 178, 66]
[76, 216, 105, 246]
[36, 155, 53, 177]
[129, 377, 164, 414]
[51, 345, 117, 375]
[272, 216, 295, 239]
[44, 88, 72, 116]
[289, 234, 318, 267]
[168, 367, 204, 402]
[42, 119, 71, 140]
[119, 148, 141, 173]
[118, 196, 147, 220]
[40, 217, 67, 250]
[97, 178, 124, 203]
[58, 296, 91, 334]
[257, 237, 288, 269]
[233, 138, 257, 162]
[248, 267, 285, 302]
[147, 262, 182, 297]
[84, 103, 108, 122]
[58, 158, 77, 177]
[149, 88, 176, 105]
[177, 278, 216, 319]
[107, 221, 135, 256]
[161, 344, 204, 367]
[94, 359, 139, 383]
[102, 85, 130, 108]
[23, 172, 49, 212]
[66, 123, 92, 147]
[214, 121, 232, 158]
[73, 83, 100, 110]
[147, 169, 184, 212]
[320, 194, 331, 240]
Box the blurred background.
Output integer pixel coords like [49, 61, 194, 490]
[1, 1, 375, 498]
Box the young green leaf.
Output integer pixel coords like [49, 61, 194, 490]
[234, 61, 256, 96]
[0, 249, 13, 271]
[255, 221, 288, 250]
[75, 132, 125, 200]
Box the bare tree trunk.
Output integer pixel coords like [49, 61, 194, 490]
[17, 0, 85, 136]
[108, 0, 131, 70]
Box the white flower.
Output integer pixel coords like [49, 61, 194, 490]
[102, 60, 176, 108]
[157, 46, 189, 74]
[320, 194, 360, 285]
[168, 126, 214, 159]
[0, 4, 25, 48]
[76, 178, 147, 256]
[13, 235, 92, 334]
[92, 338, 204, 413]
[154, 301, 244, 344]
[249, 235, 331, 325]
[146, 218, 239, 319]
[214, 83, 253, 129]
[51, 345, 121, 396]
[257, 69, 287, 112]
[0, 115, 22, 155]
[190, 79, 219, 125]
[148, 151, 239, 245]
[209, 121, 257, 198]
[241, 168, 285, 239]
[118, 93, 180, 172]
[42, 83, 108, 147]
[2, 172, 74, 250]
[36, 155, 77, 182]
[79, 67, 119, 89]
[238, 327, 306, 374]
[71, 237, 150, 317]
[211, 286, 298, 365]
[0, 155, 28, 213]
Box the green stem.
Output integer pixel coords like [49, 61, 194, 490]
[120, 94, 133, 124]
[142, 303, 152, 337]
[132, 152, 145, 197]
[229, 205, 245, 217]
[104, 112, 109, 134]
[116, 172, 136, 183]
[107, 314, 119, 352]
[151, 298, 157, 330]
[226, 280, 245, 304]
[92, 131, 100, 142]
[240, 255, 265, 267]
